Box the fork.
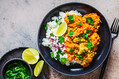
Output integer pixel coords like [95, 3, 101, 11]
[99, 18, 119, 79]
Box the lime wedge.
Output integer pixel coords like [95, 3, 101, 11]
[34, 60, 44, 77]
[54, 22, 67, 36]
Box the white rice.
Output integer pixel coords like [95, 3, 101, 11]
[42, 10, 82, 66]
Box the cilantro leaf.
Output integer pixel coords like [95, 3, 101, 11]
[61, 52, 65, 56]
[57, 49, 62, 54]
[85, 42, 93, 50]
[78, 37, 81, 42]
[51, 52, 54, 58]
[60, 58, 68, 65]
[58, 36, 64, 44]
[56, 49, 65, 56]
[75, 54, 81, 57]
[50, 33, 54, 36]
[70, 63, 73, 65]
[69, 48, 74, 53]
[81, 34, 86, 38]
[56, 19, 58, 23]
[75, 54, 83, 60]
[81, 34, 88, 39]
[56, 18, 62, 23]
[45, 26, 48, 30]
[86, 17, 94, 25]
[87, 37, 90, 42]
[79, 57, 83, 60]
[77, 22, 83, 25]
[77, 37, 81, 43]
[55, 54, 60, 60]
[85, 34, 88, 38]
[59, 22, 62, 25]
[68, 30, 74, 37]
[86, 29, 92, 33]
[67, 15, 74, 23]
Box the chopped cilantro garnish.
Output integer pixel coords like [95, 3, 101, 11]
[70, 63, 73, 65]
[79, 57, 83, 60]
[56, 18, 62, 23]
[60, 58, 68, 65]
[81, 34, 88, 39]
[85, 42, 93, 50]
[56, 19, 58, 23]
[50, 33, 54, 36]
[59, 22, 62, 25]
[77, 22, 83, 25]
[69, 48, 74, 53]
[61, 52, 65, 56]
[56, 49, 65, 56]
[75, 54, 83, 60]
[45, 24, 48, 30]
[81, 34, 85, 38]
[86, 17, 94, 25]
[77, 37, 81, 43]
[57, 49, 62, 54]
[87, 37, 90, 42]
[51, 52, 54, 58]
[68, 30, 74, 37]
[85, 34, 88, 38]
[67, 15, 74, 23]
[55, 54, 60, 60]
[59, 18, 62, 20]
[86, 29, 92, 33]
[58, 36, 64, 44]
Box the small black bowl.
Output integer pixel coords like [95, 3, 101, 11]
[2, 58, 33, 79]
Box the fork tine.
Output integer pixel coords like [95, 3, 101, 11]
[115, 18, 119, 33]
[111, 18, 116, 32]
[117, 19, 119, 33]
[111, 18, 118, 32]
[113, 18, 118, 32]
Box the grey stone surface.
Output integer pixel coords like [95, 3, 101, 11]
[0, 0, 119, 79]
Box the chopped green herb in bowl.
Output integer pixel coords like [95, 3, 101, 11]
[2, 58, 32, 79]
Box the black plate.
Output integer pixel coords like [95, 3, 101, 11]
[38, 2, 112, 76]
[0, 47, 49, 79]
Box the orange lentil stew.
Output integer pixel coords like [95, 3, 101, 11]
[63, 13, 101, 67]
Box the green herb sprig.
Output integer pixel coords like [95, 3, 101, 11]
[58, 36, 64, 44]
[81, 34, 88, 39]
[45, 23, 48, 30]
[56, 18, 62, 23]
[86, 17, 94, 25]
[51, 52, 54, 58]
[69, 48, 74, 53]
[85, 42, 93, 50]
[60, 58, 68, 65]
[75, 54, 83, 60]
[67, 15, 74, 23]
[86, 29, 92, 34]
[77, 22, 83, 25]
[68, 30, 74, 37]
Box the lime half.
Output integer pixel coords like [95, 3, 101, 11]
[22, 48, 40, 64]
